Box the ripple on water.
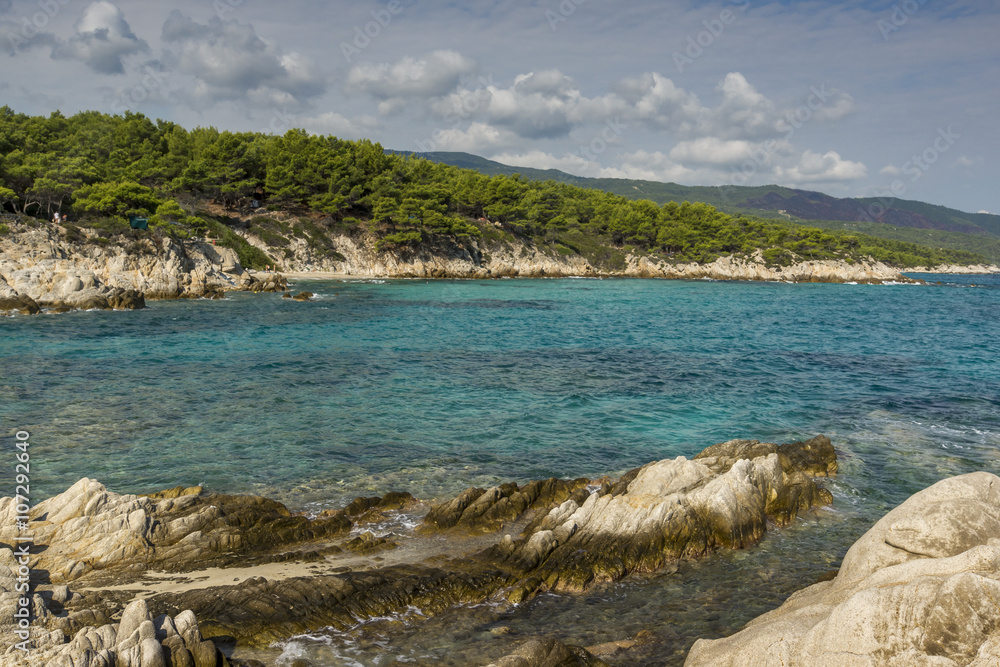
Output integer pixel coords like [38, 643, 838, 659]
[3, 275, 998, 664]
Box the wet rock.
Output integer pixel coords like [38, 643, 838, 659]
[0, 479, 354, 584]
[685, 472, 1000, 667]
[0, 294, 40, 314]
[142, 486, 204, 500]
[484, 637, 608, 667]
[490, 437, 835, 598]
[107, 288, 146, 310]
[0, 436, 836, 656]
[421, 478, 591, 533]
[239, 272, 287, 293]
[291, 291, 313, 301]
[342, 532, 397, 554]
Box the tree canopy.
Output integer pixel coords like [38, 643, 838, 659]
[0, 106, 985, 269]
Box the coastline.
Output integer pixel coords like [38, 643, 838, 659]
[3, 213, 998, 316]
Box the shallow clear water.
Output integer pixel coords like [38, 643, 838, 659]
[2, 274, 999, 665]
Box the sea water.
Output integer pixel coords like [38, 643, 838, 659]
[2, 274, 998, 664]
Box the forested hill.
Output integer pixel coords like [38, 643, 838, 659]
[393, 151, 1000, 259]
[0, 107, 987, 270]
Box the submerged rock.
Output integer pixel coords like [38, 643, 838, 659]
[684, 471, 1000, 667]
[484, 637, 609, 667]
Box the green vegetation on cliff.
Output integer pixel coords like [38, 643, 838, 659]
[0, 107, 986, 269]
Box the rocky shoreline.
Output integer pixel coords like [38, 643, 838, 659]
[7, 213, 989, 318]
[4, 210, 999, 317]
[3, 436, 998, 665]
[241, 222, 918, 284]
[0, 218, 286, 315]
[1, 436, 836, 666]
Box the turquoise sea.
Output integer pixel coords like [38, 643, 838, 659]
[2, 274, 999, 664]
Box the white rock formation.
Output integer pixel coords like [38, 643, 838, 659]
[685, 472, 1000, 667]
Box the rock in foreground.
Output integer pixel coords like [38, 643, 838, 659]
[0, 435, 836, 658]
[685, 471, 1000, 667]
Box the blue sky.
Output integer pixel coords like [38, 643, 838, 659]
[2, 0, 997, 214]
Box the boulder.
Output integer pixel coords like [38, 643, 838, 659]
[0, 274, 40, 314]
[484, 637, 608, 667]
[107, 288, 146, 310]
[684, 472, 1000, 667]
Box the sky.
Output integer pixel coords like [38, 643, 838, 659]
[2, 0, 998, 214]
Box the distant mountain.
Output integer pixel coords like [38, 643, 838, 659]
[389, 150, 1000, 241]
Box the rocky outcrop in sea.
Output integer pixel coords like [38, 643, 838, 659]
[0, 436, 835, 665]
[685, 471, 1000, 666]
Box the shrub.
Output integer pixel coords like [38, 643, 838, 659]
[375, 230, 422, 252]
[762, 247, 795, 267]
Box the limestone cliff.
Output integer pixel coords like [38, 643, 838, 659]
[0, 218, 283, 314]
[242, 224, 913, 283]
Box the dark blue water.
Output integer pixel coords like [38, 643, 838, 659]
[2, 274, 998, 664]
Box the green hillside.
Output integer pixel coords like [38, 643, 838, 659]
[397, 150, 1000, 261]
[0, 107, 986, 271]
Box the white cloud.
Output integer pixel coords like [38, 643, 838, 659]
[160, 11, 324, 107]
[775, 150, 867, 184]
[54, 1, 147, 74]
[880, 164, 902, 176]
[346, 50, 476, 101]
[299, 112, 378, 139]
[423, 69, 853, 146]
[491, 150, 603, 177]
[422, 122, 515, 152]
[707, 72, 778, 139]
[809, 91, 856, 122]
[669, 137, 791, 166]
[956, 156, 975, 167]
